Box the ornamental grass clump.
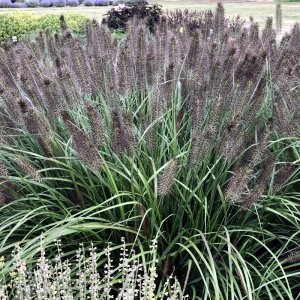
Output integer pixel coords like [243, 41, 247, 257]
[0, 5, 300, 298]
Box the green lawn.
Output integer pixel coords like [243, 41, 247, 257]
[154, 0, 300, 32]
[0, 1, 299, 33]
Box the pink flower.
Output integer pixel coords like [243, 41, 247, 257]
[114, 3, 126, 11]
[228, 36, 236, 45]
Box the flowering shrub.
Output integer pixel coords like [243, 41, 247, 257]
[0, 12, 37, 42]
[52, 0, 65, 6]
[66, 0, 79, 6]
[0, 236, 187, 299]
[94, 0, 109, 5]
[83, 0, 94, 5]
[112, 0, 148, 3]
[25, 0, 39, 6]
[0, 0, 12, 7]
[11, 1, 27, 6]
[114, 2, 125, 11]
[125, 0, 148, 3]
[105, 1, 162, 30]
[40, 0, 52, 6]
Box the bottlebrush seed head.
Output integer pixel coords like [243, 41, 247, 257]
[13, 156, 41, 183]
[158, 159, 178, 196]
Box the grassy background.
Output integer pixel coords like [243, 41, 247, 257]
[0, 1, 299, 32]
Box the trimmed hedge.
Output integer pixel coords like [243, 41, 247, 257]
[0, 12, 87, 42]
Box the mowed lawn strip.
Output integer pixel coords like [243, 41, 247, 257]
[151, 0, 300, 33]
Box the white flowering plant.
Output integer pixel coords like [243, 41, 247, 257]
[0, 235, 188, 299]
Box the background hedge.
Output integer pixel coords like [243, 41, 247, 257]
[0, 12, 87, 42]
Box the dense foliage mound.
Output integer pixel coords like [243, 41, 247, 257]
[105, 1, 161, 31]
[0, 5, 300, 298]
[0, 12, 87, 42]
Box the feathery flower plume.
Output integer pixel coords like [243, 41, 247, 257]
[18, 100, 53, 157]
[273, 163, 293, 193]
[168, 34, 181, 83]
[70, 42, 93, 95]
[13, 155, 41, 183]
[100, 24, 114, 56]
[285, 110, 299, 138]
[0, 105, 16, 136]
[164, 63, 175, 107]
[45, 33, 59, 61]
[188, 134, 203, 169]
[111, 110, 129, 156]
[86, 23, 104, 92]
[0, 189, 14, 205]
[273, 98, 290, 135]
[187, 31, 200, 68]
[136, 26, 147, 89]
[146, 45, 156, 87]
[262, 17, 274, 42]
[155, 23, 168, 70]
[206, 95, 223, 140]
[214, 2, 225, 40]
[85, 101, 105, 147]
[241, 154, 276, 209]
[142, 118, 154, 150]
[248, 127, 271, 168]
[0, 163, 8, 178]
[191, 90, 204, 137]
[42, 76, 65, 116]
[110, 111, 122, 155]
[0, 49, 19, 90]
[57, 67, 81, 107]
[224, 162, 252, 202]
[239, 27, 249, 51]
[158, 159, 178, 196]
[220, 128, 246, 161]
[249, 21, 259, 44]
[241, 79, 266, 126]
[0, 162, 17, 201]
[17, 72, 44, 111]
[233, 81, 254, 118]
[123, 111, 137, 157]
[64, 117, 101, 170]
[116, 47, 129, 95]
[162, 256, 171, 277]
[287, 250, 300, 263]
[59, 15, 67, 33]
[0, 88, 23, 126]
[289, 23, 300, 49]
[168, 35, 179, 67]
[152, 76, 163, 122]
[176, 107, 185, 133]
